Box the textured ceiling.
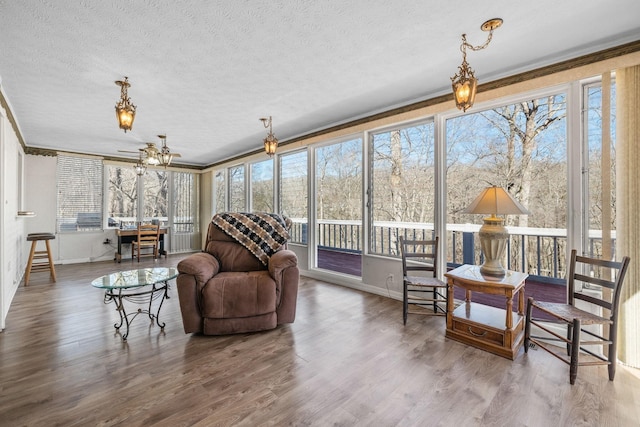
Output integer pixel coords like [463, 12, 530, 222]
[1, 0, 639, 167]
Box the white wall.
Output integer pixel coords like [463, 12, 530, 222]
[24, 155, 56, 246]
[0, 100, 27, 330]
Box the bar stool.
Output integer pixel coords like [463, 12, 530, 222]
[24, 233, 56, 286]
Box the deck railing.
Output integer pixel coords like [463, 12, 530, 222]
[289, 218, 615, 283]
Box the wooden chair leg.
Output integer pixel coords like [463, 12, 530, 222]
[524, 298, 533, 353]
[608, 323, 618, 381]
[569, 319, 580, 385]
[403, 284, 408, 325]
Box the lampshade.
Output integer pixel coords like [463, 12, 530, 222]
[146, 152, 160, 166]
[116, 107, 135, 130]
[464, 186, 530, 217]
[264, 135, 278, 156]
[464, 185, 529, 278]
[143, 142, 161, 165]
[452, 73, 477, 112]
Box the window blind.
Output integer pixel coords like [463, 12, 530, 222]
[56, 155, 103, 232]
[173, 171, 199, 233]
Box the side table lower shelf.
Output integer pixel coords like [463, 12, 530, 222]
[446, 302, 524, 360]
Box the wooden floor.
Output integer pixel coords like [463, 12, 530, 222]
[1, 254, 639, 426]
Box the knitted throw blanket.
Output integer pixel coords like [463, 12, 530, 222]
[212, 212, 292, 266]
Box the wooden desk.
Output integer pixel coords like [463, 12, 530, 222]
[444, 264, 528, 360]
[114, 228, 168, 262]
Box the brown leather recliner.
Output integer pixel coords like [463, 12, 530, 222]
[176, 215, 299, 335]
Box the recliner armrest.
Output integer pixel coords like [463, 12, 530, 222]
[269, 249, 298, 277]
[269, 250, 299, 324]
[268, 250, 297, 277]
[177, 252, 220, 284]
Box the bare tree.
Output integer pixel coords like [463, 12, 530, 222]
[108, 166, 137, 219]
[316, 140, 362, 221]
[485, 96, 566, 228]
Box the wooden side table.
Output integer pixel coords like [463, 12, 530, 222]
[444, 264, 528, 360]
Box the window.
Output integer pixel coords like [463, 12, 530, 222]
[229, 165, 245, 212]
[106, 166, 197, 230]
[279, 150, 308, 244]
[107, 164, 138, 227]
[445, 93, 567, 278]
[250, 159, 273, 212]
[105, 164, 199, 251]
[143, 169, 168, 224]
[214, 170, 226, 213]
[315, 137, 363, 276]
[369, 121, 435, 256]
[56, 155, 103, 232]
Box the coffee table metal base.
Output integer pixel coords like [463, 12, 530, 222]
[102, 281, 170, 341]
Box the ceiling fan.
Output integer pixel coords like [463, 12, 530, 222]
[118, 142, 161, 165]
[117, 135, 181, 167]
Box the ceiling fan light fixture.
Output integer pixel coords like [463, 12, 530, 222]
[146, 152, 161, 166]
[159, 151, 173, 167]
[118, 139, 181, 169]
[157, 134, 174, 167]
[133, 152, 147, 176]
[140, 142, 160, 165]
[260, 116, 278, 156]
[115, 77, 136, 132]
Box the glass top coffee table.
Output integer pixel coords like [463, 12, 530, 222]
[92, 267, 178, 341]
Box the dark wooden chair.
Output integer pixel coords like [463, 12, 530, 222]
[525, 249, 630, 384]
[399, 236, 447, 324]
[131, 223, 160, 262]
